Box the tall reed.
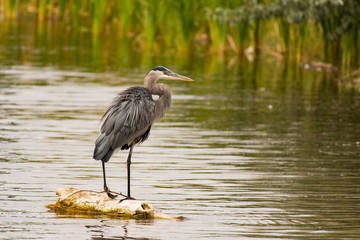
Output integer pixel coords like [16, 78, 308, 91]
[0, 0, 359, 74]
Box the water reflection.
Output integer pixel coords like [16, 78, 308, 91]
[1, 14, 356, 94]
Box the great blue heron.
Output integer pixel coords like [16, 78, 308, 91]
[93, 66, 193, 199]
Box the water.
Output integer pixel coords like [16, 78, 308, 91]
[1, 65, 359, 240]
[1, 19, 360, 239]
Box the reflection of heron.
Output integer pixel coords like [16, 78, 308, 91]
[93, 66, 193, 199]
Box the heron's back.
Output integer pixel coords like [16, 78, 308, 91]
[93, 87, 156, 162]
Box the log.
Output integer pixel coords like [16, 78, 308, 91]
[46, 187, 180, 220]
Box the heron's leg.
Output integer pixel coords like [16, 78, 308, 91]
[126, 145, 135, 200]
[102, 160, 116, 199]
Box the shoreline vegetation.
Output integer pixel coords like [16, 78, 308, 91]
[0, 0, 359, 90]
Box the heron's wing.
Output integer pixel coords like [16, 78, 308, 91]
[93, 87, 156, 161]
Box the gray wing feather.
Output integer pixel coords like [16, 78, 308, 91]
[93, 87, 156, 162]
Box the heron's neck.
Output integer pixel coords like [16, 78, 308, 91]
[145, 80, 171, 120]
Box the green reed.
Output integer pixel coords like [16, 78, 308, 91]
[0, 0, 359, 74]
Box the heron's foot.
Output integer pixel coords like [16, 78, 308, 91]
[119, 196, 136, 202]
[103, 187, 126, 199]
[106, 191, 117, 199]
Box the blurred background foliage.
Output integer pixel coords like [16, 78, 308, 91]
[0, 0, 359, 90]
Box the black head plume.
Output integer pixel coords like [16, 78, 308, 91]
[152, 66, 170, 72]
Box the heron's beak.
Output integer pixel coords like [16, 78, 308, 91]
[162, 71, 194, 82]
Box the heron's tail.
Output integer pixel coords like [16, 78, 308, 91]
[93, 133, 113, 162]
[93, 146, 114, 162]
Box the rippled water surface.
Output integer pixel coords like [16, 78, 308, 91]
[1, 65, 360, 240]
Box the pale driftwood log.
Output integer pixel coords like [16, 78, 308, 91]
[46, 187, 179, 220]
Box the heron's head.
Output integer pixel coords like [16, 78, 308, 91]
[149, 66, 193, 82]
